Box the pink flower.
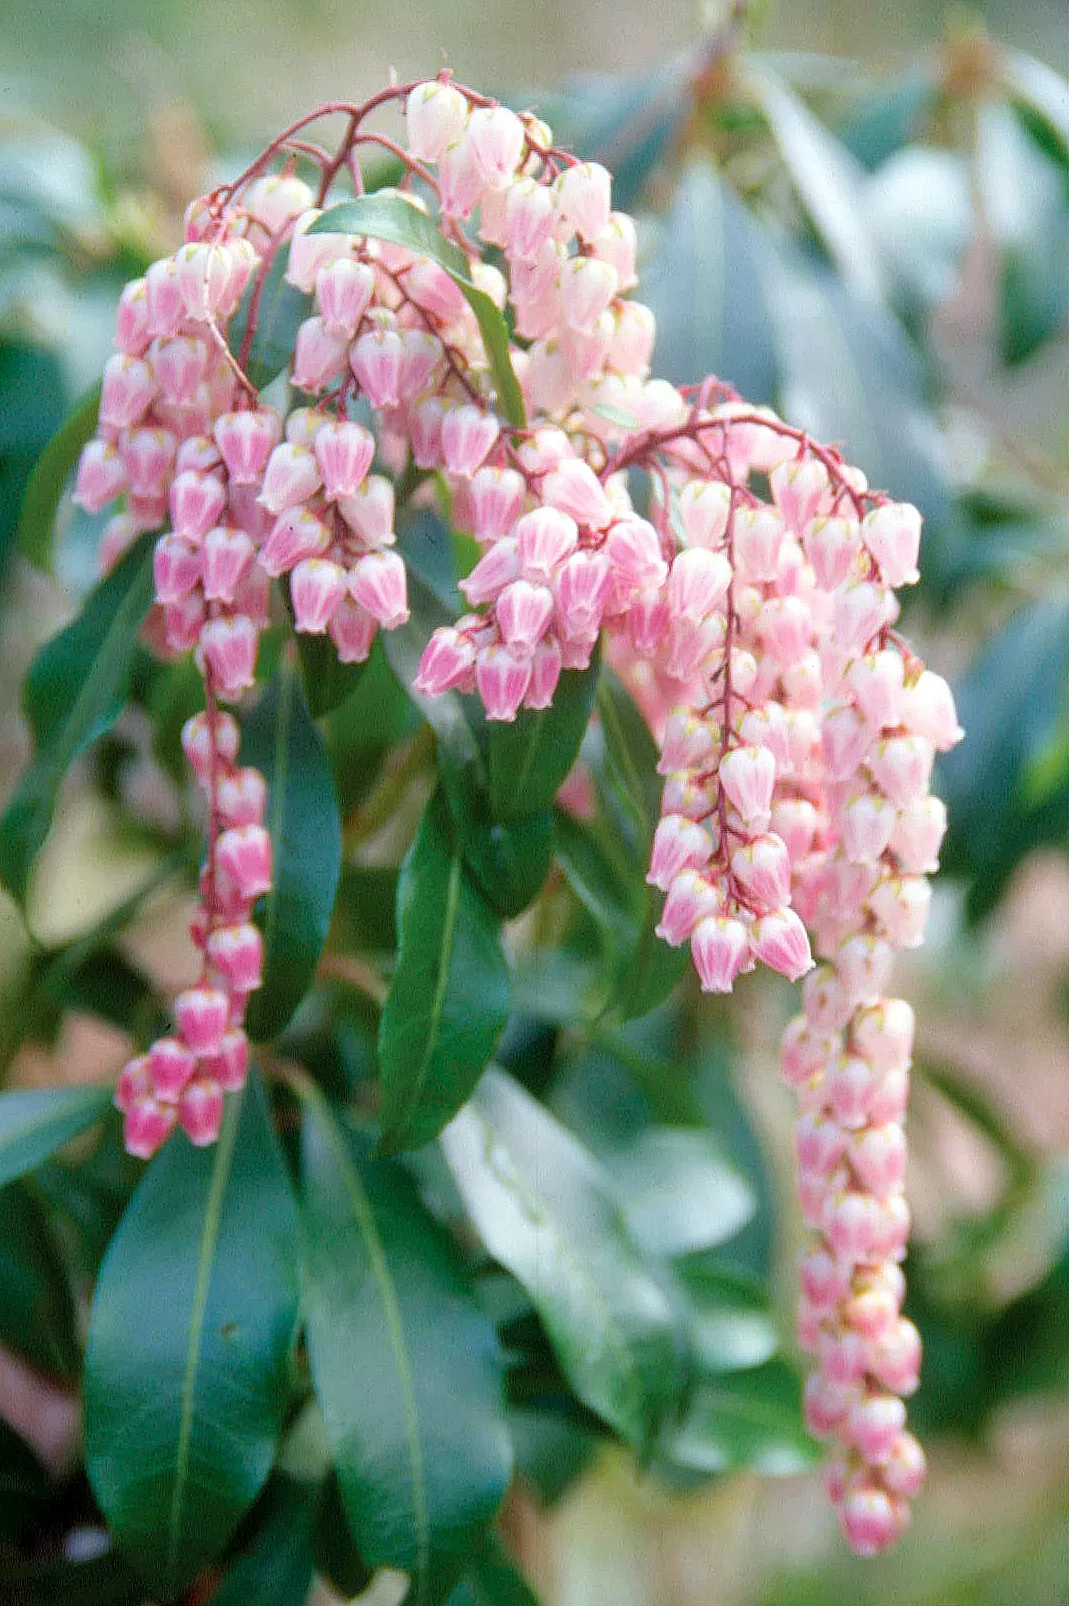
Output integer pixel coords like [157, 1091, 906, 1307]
[73, 440, 128, 512]
[153, 535, 201, 604]
[292, 316, 349, 393]
[351, 328, 404, 408]
[206, 922, 264, 991]
[719, 745, 776, 825]
[647, 814, 714, 891]
[259, 507, 331, 576]
[217, 825, 272, 900]
[406, 81, 469, 162]
[328, 598, 378, 664]
[124, 1097, 177, 1160]
[170, 470, 227, 544]
[496, 579, 554, 651]
[467, 105, 525, 189]
[349, 550, 409, 629]
[258, 442, 322, 515]
[750, 907, 813, 981]
[691, 916, 750, 993]
[100, 354, 157, 432]
[178, 1078, 225, 1146]
[441, 405, 500, 476]
[214, 409, 281, 484]
[542, 459, 613, 529]
[731, 833, 791, 911]
[476, 642, 532, 721]
[174, 985, 230, 1054]
[316, 257, 375, 338]
[862, 503, 921, 588]
[554, 161, 612, 242]
[200, 615, 259, 698]
[201, 527, 255, 604]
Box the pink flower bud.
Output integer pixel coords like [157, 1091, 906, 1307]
[795, 1110, 846, 1176]
[181, 709, 240, 782]
[648, 814, 714, 891]
[525, 635, 563, 710]
[691, 915, 750, 994]
[900, 670, 963, 750]
[731, 832, 791, 911]
[316, 257, 375, 337]
[850, 1122, 907, 1197]
[150, 334, 208, 407]
[439, 135, 484, 220]
[73, 440, 128, 512]
[881, 1431, 927, 1498]
[733, 506, 784, 582]
[804, 515, 861, 591]
[606, 517, 667, 591]
[170, 470, 227, 544]
[560, 256, 619, 335]
[818, 1325, 870, 1387]
[780, 1016, 839, 1087]
[554, 162, 612, 243]
[404, 395, 441, 468]
[174, 241, 235, 320]
[290, 315, 347, 393]
[554, 550, 612, 640]
[867, 1065, 909, 1128]
[890, 796, 946, 875]
[174, 985, 230, 1054]
[505, 178, 555, 262]
[799, 1246, 853, 1309]
[476, 642, 532, 721]
[467, 105, 525, 191]
[823, 1189, 883, 1263]
[207, 921, 264, 991]
[217, 767, 267, 829]
[406, 81, 469, 161]
[214, 409, 282, 485]
[144, 258, 186, 339]
[115, 278, 151, 355]
[115, 1054, 152, 1113]
[441, 405, 500, 477]
[323, 598, 374, 664]
[804, 1373, 859, 1436]
[201, 526, 254, 604]
[415, 626, 478, 695]
[847, 650, 905, 729]
[510, 509, 574, 581]
[309, 421, 374, 504]
[496, 579, 554, 651]
[125, 1096, 177, 1159]
[851, 998, 914, 1072]
[822, 704, 871, 782]
[259, 507, 330, 576]
[655, 870, 721, 946]
[338, 475, 395, 549]
[869, 876, 931, 950]
[290, 557, 346, 633]
[802, 966, 854, 1031]
[834, 581, 893, 658]
[178, 1078, 225, 1146]
[720, 745, 776, 825]
[836, 934, 895, 1007]
[868, 734, 937, 808]
[349, 550, 409, 629]
[751, 907, 814, 981]
[677, 480, 729, 549]
[668, 547, 732, 623]
[543, 459, 613, 529]
[840, 791, 896, 865]
[658, 710, 715, 775]
[163, 594, 206, 652]
[839, 1487, 909, 1556]
[201, 1027, 250, 1092]
[757, 595, 812, 668]
[594, 211, 638, 292]
[153, 535, 201, 604]
[200, 615, 259, 697]
[770, 458, 829, 533]
[148, 1036, 197, 1102]
[351, 328, 404, 408]
[868, 1317, 921, 1395]
[257, 442, 321, 516]
[771, 798, 820, 862]
[100, 354, 157, 432]
[217, 824, 272, 900]
[844, 1282, 901, 1341]
[862, 503, 921, 588]
[285, 217, 351, 293]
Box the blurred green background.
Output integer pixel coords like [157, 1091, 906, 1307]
[0, 1, 1066, 1604]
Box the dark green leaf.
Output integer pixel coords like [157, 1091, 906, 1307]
[447, 1534, 542, 1606]
[644, 161, 779, 405]
[665, 1358, 817, 1475]
[486, 655, 600, 818]
[0, 1083, 114, 1189]
[0, 1419, 50, 1541]
[228, 243, 312, 391]
[2, 1550, 147, 1606]
[378, 789, 511, 1153]
[312, 194, 525, 427]
[312, 1471, 373, 1598]
[0, 530, 156, 905]
[294, 629, 369, 717]
[15, 381, 99, 572]
[84, 1073, 299, 1596]
[212, 1475, 317, 1606]
[36, 946, 162, 1036]
[241, 660, 343, 1039]
[605, 1128, 755, 1257]
[441, 1068, 688, 1447]
[676, 1257, 779, 1374]
[0, 1182, 80, 1377]
[299, 1097, 511, 1603]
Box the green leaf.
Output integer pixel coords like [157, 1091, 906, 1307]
[750, 68, 885, 301]
[0, 1183, 80, 1378]
[644, 161, 779, 405]
[377, 789, 511, 1153]
[0, 1419, 50, 1542]
[228, 243, 312, 391]
[312, 194, 525, 427]
[84, 1073, 299, 1597]
[0, 1083, 113, 1189]
[441, 1068, 688, 1447]
[0, 1550, 148, 1606]
[665, 1358, 817, 1476]
[836, 69, 939, 170]
[937, 597, 1069, 920]
[486, 655, 600, 818]
[211, 1475, 317, 1606]
[0, 530, 156, 905]
[1003, 48, 1069, 170]
[15, 382, 100, 572]
[294, 628, 369, 717]
[676, 1257, 779, 1374]
[299, 1096, 512, 1603]
[605, 1128, 755, 1258]
[447, 1534, 542, 1606]
[241, 660, 343, 1040]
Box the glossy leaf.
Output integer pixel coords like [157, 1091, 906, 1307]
[486, 654, 600, 818]
[84, 1074, 299, 1596]
[312, 194, 525, 427]
[447, 1534, 542, 1606]
[211, 1475, 317, 1606]
[15, 382, 100, 572]
[299, 1097, 511, 1603]
[0, 530, 156, 905]
[665, 1358, 817, 1476]
[294, 628, 369, 717]
[441, 1068, 687, 1447]
[644, 161, 779, 405]
[0, 1083, 113, 1190]
[605, 1128, 755, 1258]
[228, 243, 312, 391]
[0, 1183, 80, 1378]
[377, 789, 511, 1153]
[241, 660, 343, 1039]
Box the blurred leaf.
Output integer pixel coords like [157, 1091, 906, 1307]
[35, 945, 162, 1036]
[293, 627, 369, 717]
[863, 147, 972, 318]
[984, 1242, 1069, 1405]
[377, 789, 510, 1154]
[84, 1074, 299, 1597]
[676, 1257, 779, 1374]
[311, 1471, 373, 1599]
[212, 1475, 317, 1606]
[13, 380, 98, 572]
[0, 529, 155, 905]
[241, 660, 343, 1040]
[750, 68, 885, 300]
[486, 655, 600, 818]
[836, 68, 938, 170]
[0, 1083, 113, 1189]
[2, 1549, 148, 1606]
[228, 242, 312, 391]
[299, 1097, 511, 1602]
[448, 1534, 542, 1606]
[0, 1419, 50, 1542]
[937, 596, 1069, 919]
[644, 160, 779, 404]
[605, 1128, 755, 1257]
[441, 1068, 688, 1448]
[0, 1181, 80, 1377]
[665, 1358, 817, 1475]
[313, 194, 525, 427]
[1003, 48, 1069, 170]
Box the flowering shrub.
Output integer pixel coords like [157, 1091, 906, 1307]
[0, 66, 972, 1600]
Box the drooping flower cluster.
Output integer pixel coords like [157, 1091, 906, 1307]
[67, 74, 962, 1551]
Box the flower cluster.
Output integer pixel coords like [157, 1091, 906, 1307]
[67, 74, 962, 1551]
